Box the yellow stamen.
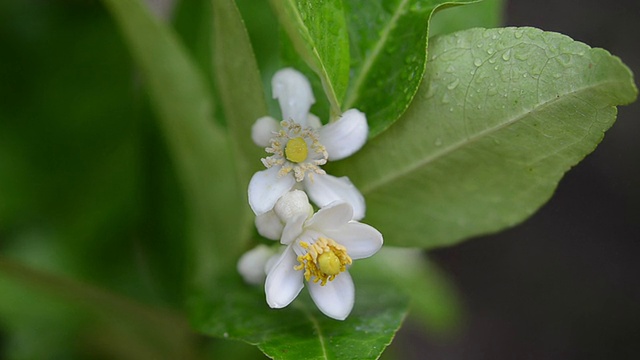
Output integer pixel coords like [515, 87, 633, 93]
[284, 137, 308, 163]
[293, 237, 352, 285]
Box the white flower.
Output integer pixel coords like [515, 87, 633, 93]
[254, 190, 313, 240]
[248, 68, 369, 220]
[264, 201, 383, 320]
[237, 244, 278, 286]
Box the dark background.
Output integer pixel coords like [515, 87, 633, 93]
[392, 1, 640, 359]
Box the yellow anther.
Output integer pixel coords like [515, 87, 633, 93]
[284, 137, 308, 163]
[318, 251, 341, 276]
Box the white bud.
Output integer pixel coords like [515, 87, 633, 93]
[274, 190, 312, 222]
[237, 245, 275, 286]
[251, 116, 279, 147]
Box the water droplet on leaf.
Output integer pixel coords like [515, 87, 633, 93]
[502, 49, 511, 61]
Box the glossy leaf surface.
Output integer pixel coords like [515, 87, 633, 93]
[343, 0, 476, 136]
[269, 0, 350, 116]
[190, 276, 409, 360]
[332, 27, 638, 247]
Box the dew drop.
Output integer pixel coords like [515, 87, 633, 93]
[446, 65, 455, 73]
[449, 107, 454, 112]
[447, 78, 460, 90]
[442, 93, 451, 104]
[557, 54, 572, 66]
[514, 29, 524, 39]
[474, 58, 483, 67]
[405, 55, 417, 64]
[425, 85, 437, 99]
[502, 49, 511, 61]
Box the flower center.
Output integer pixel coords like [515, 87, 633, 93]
[284, 137, 308, 163]
[294, 237, 352, 285]
[317, 251, 341, 275]
[262, 121, 328, 182]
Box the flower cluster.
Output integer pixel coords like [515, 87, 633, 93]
[237, 68, 383, 320]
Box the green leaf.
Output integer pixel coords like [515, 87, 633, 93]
[429, 0, 505, 37]
[102, 0, 244, 282]
[269, 0, 350, 117]
[0, 1, 186, 303]
[351, 248, 463, 334]
[212, 0, 269, 248]
[343, 0, 477, 137]
[172, 0, 215, 91]
[190, 276, 409, 360]
[331, 27, 637, 248]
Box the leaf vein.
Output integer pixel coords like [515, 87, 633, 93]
[344, 0, 410, 108]
[302, 307, 329, 360]
[361, 78, 623, 194]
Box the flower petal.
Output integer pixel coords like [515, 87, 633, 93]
[255, 210, 283, 240]
[307, 271, 355, 320]
[252, 116, 280, 147]
[323, 222, 383, 260]
[272, 68, 314, 126]
[265, 245, 304, 309]
[248, 167, 295, 215]
[304, 174, 366, 220]
[307, 113, 322, 129]
[306, 202, 352, 231]
[237, 245, 275, 285]
[319, 109, 368, 161]
[280, 213, 307, 245]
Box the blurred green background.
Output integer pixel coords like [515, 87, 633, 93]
[0, 0, 638, 359]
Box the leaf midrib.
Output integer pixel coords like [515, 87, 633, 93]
[293, 303, 330, 360]
[361, 78, 623, 194]
[285, 0, 342, 114]
[344, 0, 411, 109]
